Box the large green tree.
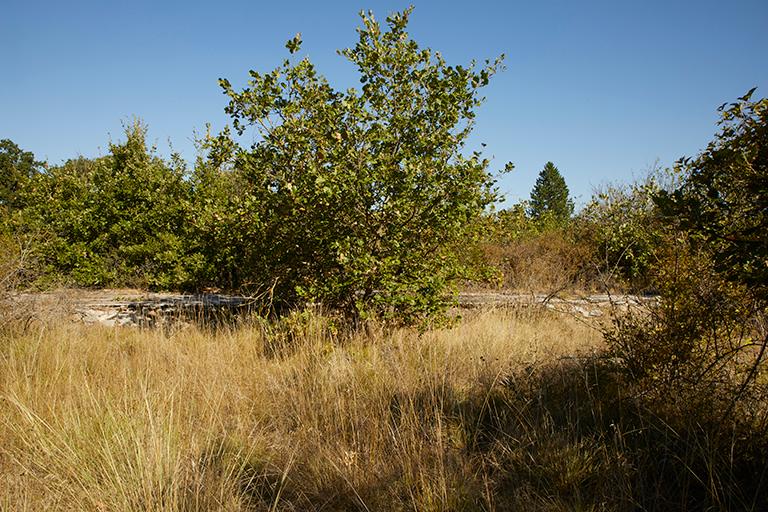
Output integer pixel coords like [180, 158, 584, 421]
[211, 7, 504, 323]
[528, 161, 573, 223]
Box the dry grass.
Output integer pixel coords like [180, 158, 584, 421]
[0, 233, 37, 332]
[0, 308, 601, 511]
[1, 307, 766, 511]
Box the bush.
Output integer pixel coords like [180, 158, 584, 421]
[488, 357, 768, 510]
[207, 7, 504, 324]
[481, 225, 594, 292]
[0, 138, 43, 211]
[17, 121, 193, 289]
[607, 91, 768, 402]
[607, 241, 766, 410]
[603, 91, 768, 509]
[603, 245, 768, 509]
[657, 89, 768, 300]
[0, 229, 37, 332]
[577, 169, 674, 291]
[185, 150, 265, 292]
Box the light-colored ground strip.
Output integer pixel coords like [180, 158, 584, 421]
[5, 289, 658, 327]
[458, 292, 658, 317]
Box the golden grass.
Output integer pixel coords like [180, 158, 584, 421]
[0, 309, 602, 511]
[3, 306, 765, 511]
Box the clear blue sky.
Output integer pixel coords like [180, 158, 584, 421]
[2, 0, 766, 206]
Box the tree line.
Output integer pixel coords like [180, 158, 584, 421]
[1, 8, 765, 329]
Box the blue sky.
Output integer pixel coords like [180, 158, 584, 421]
[2, 0, 766, 206]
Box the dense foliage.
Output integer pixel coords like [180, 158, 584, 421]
[209, 7, 503, 322]
[2, 9, 504, 325]
[606, 91, 768, 491]
[0, 1, 763, 340]
[17, 122, 193, 288]
[0, 139, 42, 211]
[480, 167, 666, 292]
[577, 172, 670, 289]
[657, 89, 768, 300]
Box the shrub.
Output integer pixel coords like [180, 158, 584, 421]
[656, 88, 768, 301]
[607, 91, 768, 402]
[185, 148, 265, 292]
[208, 7, 504, 324]
[472, 204, 598, 293]
[604, 91, 768, 509]
[0, 138, 43, 211]
[17, 121, 193, 288]
[577, 169, 673, 290]
[481, 226, 594, 292]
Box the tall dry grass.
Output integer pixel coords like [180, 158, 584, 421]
[0, 232, 37, 333]
[0, 309, 600, 511]
[1, 307, 766, 510]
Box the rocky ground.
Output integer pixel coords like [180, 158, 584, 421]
[3, 289, 657, 328]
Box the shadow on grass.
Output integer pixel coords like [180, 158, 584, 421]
[456, 357, 768, 511]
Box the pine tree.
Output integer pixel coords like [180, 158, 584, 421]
[528, 161, 573, 223]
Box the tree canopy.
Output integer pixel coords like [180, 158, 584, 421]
[19, 122, 192, 287]
[0, 139, 42, 210]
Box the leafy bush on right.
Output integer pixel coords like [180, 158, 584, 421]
[611, 90, 768, 395]
[604, 90, 768, 509]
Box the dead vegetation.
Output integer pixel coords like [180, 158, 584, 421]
[1, 309, 599, 511]
[2, 305, 766, 511]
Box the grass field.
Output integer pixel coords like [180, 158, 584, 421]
[1, 307, 765, 511]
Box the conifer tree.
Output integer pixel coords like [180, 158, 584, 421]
[528, 161, 573, 223]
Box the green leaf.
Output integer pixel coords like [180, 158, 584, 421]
[285, 33, 303, 54]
